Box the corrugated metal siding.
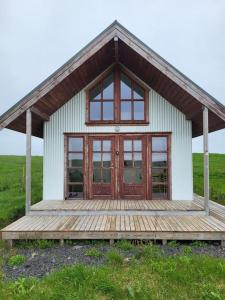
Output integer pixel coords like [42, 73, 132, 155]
[43, 88, 193, 200]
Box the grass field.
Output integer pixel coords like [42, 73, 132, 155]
[0, 154, 225, 229]
[0, 154, 225, 299]
[0, 243, 225, 300]
[0, 156, 42, 228]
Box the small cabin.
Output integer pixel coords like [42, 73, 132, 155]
[1, 21, 225, 244]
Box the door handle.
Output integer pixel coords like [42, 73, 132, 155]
[116, 151, 119, 155]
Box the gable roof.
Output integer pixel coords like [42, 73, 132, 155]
[1, 20, 225, 138]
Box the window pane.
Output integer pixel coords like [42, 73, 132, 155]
[121, 101, 132, 120]
[90, 102, 101, 120]
[90, 84, 101, 100]
[152, 184, 167, 199]
[93, 153, 101, 167]
[102, 74, 114, 99]
[68, 169, 83, 182]
[69, 137, 83, 152]
[124, 140, 132, 151]
[102, 169, 111, 183]
[134, 168, 142, 183]
[152, 168, 167, 183]
[134, 152, 142, 167]
[120, 73, 132, 99]
[152, 153, 167, 168]
[102, 153, 111, 167]
[103, 102, 114, 120]
[68, 184, 83, 199]
[93, 140, 101, 151]
[124, 152, 132, 167]
[68, 153, 83, 167]
[124, 168, 133, 183]
[93, 169, 101, 182]
[134, 101, 144, 120]
[103, 140, 111, 151]
[152, 137, 167, 152]
[133, 83, 144, 99]
[133, 140, 142, 151]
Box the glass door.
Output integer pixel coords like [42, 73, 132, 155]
[119, 136, 146, 199]
[89, 136, 115, 199]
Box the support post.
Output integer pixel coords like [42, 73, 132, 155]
[26, 109, 32, 215]
[203, 106, 209, 215]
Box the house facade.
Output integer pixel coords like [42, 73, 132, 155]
[43, 68, 192, 201]
[1, 21, 225, 206]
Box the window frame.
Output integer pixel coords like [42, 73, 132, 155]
[86, 65, 149, 125]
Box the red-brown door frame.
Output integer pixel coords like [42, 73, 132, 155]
[64, 132, 171, 200]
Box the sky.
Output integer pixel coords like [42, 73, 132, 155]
[0, 0, 225, 155]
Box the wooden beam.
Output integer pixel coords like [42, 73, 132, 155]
[26, 109, 32, 215]
[203, 106, 209, 215]
[31, 107, 49, 121]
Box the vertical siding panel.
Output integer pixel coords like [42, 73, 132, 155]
[43, 87, 193, 201]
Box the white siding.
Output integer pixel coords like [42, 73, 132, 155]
[43, 88, 193, 200]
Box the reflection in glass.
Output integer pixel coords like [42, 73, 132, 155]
[152, 184, 167, 199]
[152, 153, 167, 168]
[103, 102, 114, 120]
[134, 101, 144, 120]
[124, 152, 132, 167]
[120, 73, 132, 99]
[103, 169, 111, 183]
[133, 83, 144, 99]
[152, 137, 167, 152]
[68, 184, 83, 199]
[68, 153, 83, 167]
[152, 168, 167, 183]
[93, 153, 101, 167]
[134, 168, 142, 183]
[68, 169, 83, 182]
[124, 140, 132, 151]
[93, 169, 101, 182]
[124, 168, 133, 183]
[69, 138, 83, 152]
[103, 140, 111, 151]
[102, 74, 114, 99]
[134, 152, 142, 167]
[90, 102, 101, 120]
[90, 84, 101, 100]
[121, 101, 132, 120]
[102, 153, 111, 168]
[93, 140, 101, 151]
[133, 140, 142, 151]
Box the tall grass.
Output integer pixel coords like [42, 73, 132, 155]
[0, 156, 42, 228]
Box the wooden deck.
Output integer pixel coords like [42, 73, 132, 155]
[1, 198, 225, 242]
[30, 200, 203, 216]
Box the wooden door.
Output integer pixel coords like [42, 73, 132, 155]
[89, 136, 115, 199]
[119, 135, 147, 199]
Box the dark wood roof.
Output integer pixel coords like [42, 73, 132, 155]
[1, 21, 225, 138]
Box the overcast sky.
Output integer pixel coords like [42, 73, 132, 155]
[0, 0, 225, 155]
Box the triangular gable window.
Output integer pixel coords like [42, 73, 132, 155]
[87, 66, 149, 124]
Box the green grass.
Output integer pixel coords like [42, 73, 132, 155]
[0, 153, 225, 228]
[193, 153, 225, 205]
[85, 247, 103, 258]
[0, 153, 225, 299]
[7, 255, 26, 267]
[0, 246, 225, 299]
[0, 153, 225, 229]
[116, 240, 134, 251]
[106, 250, 124, 265]
[0, 156, 42, 228]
